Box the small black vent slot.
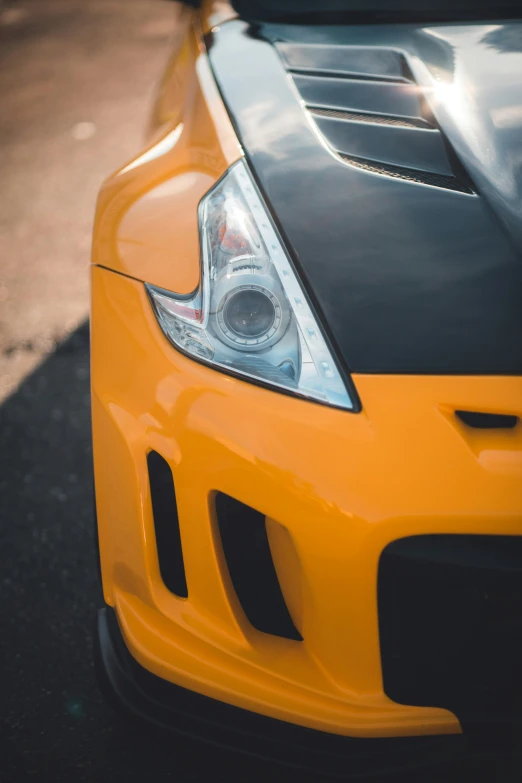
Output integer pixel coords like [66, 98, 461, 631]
[147, 451, 188, 598]
[310, 106, 431, 130]
[339, 153, 472, 194]
[456, 410, 518, 429]
[215, 493, 301, 641]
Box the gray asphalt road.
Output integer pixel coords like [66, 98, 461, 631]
[0, 2, 520, 782]
[0, 0, 173, 401]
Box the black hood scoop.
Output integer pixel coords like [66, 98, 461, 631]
[209, 20, 522, 376]
[278, 43, 472, 194]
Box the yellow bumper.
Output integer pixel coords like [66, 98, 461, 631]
[91, 263, 522, 739]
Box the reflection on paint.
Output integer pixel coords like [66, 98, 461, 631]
[119, 123, 183, 174]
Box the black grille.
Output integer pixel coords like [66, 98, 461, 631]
[147, 451, 188, 598]
[215, 493, 301, 641]
[378, 535, 522, 727]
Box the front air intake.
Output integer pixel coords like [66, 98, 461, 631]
[147, 451, 188, 598]
[215, 493, 301, 641]
[378, 535, 522, 727]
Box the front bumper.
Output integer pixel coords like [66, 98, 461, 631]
[95, 606, 473, 777]
[91, 263, 522, 740]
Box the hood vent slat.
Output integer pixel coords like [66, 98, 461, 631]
[310, 106, 431, 130]
[313, 113, 453, 177]
[293, 74, 424, 121]
[339, 154, 472, 194]
[277, 42, 412, 83]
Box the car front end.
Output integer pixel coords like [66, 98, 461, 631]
[91, 1, 522, 775]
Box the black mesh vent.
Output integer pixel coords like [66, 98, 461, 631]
[310, 106, 431, 130]
[339, 153, 472, 194]
[147, 451, 188, 598]
[215, 493, 301, 641]
[378, 535, 522, 726]
[456, 410, 518, 429]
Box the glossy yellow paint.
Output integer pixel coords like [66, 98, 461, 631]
[91, 5, 522, 739]
[92, 12, 241, 294]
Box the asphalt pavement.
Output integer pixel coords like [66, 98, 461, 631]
[0, 2, 520, 782]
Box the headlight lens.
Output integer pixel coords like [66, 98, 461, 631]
[220, 287, 277, 340]
[147, 160, 355, 410]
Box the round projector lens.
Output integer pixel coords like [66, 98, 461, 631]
[223, 288, 276, 339]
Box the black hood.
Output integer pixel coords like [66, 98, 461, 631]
[209, 20, 522, 374]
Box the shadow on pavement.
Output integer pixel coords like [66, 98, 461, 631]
[0, 323, 520, 782]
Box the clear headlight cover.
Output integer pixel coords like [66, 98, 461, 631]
[147, 160, 355, 410]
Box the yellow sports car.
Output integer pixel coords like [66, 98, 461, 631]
[91, 0, 522, 775]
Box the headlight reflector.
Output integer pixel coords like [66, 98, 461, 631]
[147, 160, 355, 410]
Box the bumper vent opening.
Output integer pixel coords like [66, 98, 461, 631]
[456, 410, 518, 429]
[378, 535, 522, 727]
[215, 493, 302, 641]
[147, 451, 188, 598]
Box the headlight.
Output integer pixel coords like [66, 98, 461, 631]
[147, 160, 355, 410]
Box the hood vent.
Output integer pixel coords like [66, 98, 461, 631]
[276, 43, 472, 194]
